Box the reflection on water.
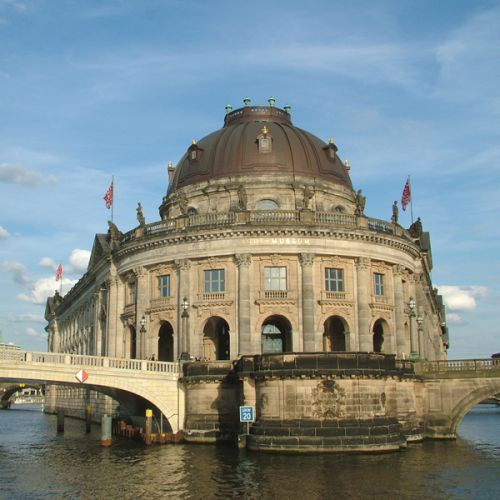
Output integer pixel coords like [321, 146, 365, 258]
[0, 404, 499, 499]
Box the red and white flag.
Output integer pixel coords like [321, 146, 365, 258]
[55, 263, 63, 281]
[401, 177, 411, 211]
[103, 181, 113, 209]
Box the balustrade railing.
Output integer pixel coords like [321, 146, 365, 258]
[119, 210, 413, 244]
[0, 349, 181, 374]
[417, 358, 500, 374]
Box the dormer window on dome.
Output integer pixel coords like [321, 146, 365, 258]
[323, 137, 338, 161]
[188, 140, 203, 162]
[257, 126, 272, 154]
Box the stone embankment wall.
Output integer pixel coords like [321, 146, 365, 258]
[181, 353, 422, 453]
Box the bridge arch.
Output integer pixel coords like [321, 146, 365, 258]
[449, 380, 500, 435]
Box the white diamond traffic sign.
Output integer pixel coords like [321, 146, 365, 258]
[75, 369, 88, 383]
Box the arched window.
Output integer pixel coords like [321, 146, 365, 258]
[323, 316, 346, 352]
[373, 320, 384, 353]
[261, 315, 292, 353]
[256, 199, 279, 210]
[158, 322, 174, 361]
[203, 317, 230, 360]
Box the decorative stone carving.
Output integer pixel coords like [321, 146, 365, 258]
[137, 202, 146, 227]
[355, 257, 370, 270]
[299, 253, 315, 267]
[354, 189, 366, 215]
[237, 185, 247, 211]
[175, 258, 191, 271]
[303, 186, 314, 209]
[270, 254, 281, 266]
[133, 266, 147, 278]
[235, 253, 252, 267]
[312, 380, 346, 418]
[391, 201, 399, 224]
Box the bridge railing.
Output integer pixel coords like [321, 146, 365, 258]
[0, 349, 180, 374]
[416, 358, 500, 375]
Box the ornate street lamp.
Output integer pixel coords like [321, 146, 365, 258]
[181, 297, 189, 318]
[140, 315, 146, 333]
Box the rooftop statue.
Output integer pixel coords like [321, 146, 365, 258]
[392, 201, 399, 224]
[408, 217, 423, 238]
[137, 202, 146, 227]
[355, 189, 366, 215]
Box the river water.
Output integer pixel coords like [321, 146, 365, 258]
[0, 404, 499, 499]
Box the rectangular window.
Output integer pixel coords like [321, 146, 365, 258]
[325, 268, 344, 292]
[374, 273, 384, 296]
[264, 266, 287, 291]
[128, 282, 136, 304]
[158, 275, 170, 297]
[204, 269, 225, 293]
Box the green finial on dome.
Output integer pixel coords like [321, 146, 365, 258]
[284, 103, 291, 114]
[268, 96, 276, 107]
[225, 104, 233, 114]
[243, 97, 251, 107]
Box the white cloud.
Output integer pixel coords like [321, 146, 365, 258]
[446, 312, 464, 325]
[69, 249, 90, 274]
[7, 313, 44, 323]
[0, 225, 9, 239]
[17, 277, 77, 305]
[38, 257, 57, 271]
[25, 327, 39, 337]
[2, 260, 32, 285]
[0, 164, 57, 186]
[437, 285, 488, 311]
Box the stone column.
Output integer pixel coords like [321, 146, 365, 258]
[134, 266, 149, 359]
[355, 257, 372, 351]
[408, 274, 419, 356]
[175, 259, 191, 358]
[236, 253, 252, 355]
[106, 275, 119, 357]
[300, 253, 316, 352]
[393, 265, 406, 358]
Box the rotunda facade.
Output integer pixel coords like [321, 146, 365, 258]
[45, 101, 449, 451]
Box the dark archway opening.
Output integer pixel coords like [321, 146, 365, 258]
[203, 317, 230, 360]
[158, 322, 174, 361]
[373, 319, 384, 353]
[323, 316, 346, 351]
[129, 326, 137, 359]
[261, 315, 292, 353]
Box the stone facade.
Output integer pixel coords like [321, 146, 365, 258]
[45, 103, 450, 451]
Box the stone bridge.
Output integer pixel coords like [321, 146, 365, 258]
[416, 358, 500, 439]
[0, 350, 184, 433]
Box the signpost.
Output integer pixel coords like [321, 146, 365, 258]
[239, 405, 255, 435]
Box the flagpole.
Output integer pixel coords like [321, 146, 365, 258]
[111, 175, 114, 223]
[409, 175, 414, 224]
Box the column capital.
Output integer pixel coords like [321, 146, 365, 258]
[235, 253, 252, 267]
[299, 253, 315, 267]
[393, 264, 406, 276]
[133, 266, 147, 279]
[355, 257, 370, 270]
[174, 258, 192, 271]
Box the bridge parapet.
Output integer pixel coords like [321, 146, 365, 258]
[0, 349, 180, 375]
[415, 358, 500, 379]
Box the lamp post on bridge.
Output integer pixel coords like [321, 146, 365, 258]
[180, 297, 190, 360]
[416, 312, 424, 360]
[140, 315, 147, 359]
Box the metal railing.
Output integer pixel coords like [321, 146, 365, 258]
[0, 349, 181, 374]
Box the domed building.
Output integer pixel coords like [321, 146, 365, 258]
[45, 100, 449, 452]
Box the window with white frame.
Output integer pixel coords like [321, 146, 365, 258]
[325, 268, 344, 292]
[373, 273, 385, 296]
[158, 275, 170, 298]
[264, 266, 287, 291]
[204, 269, 225, 293]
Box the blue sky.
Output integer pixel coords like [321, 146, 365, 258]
[0, 0, 499, 359]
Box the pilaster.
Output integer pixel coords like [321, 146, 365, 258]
[355, 257, 372, 351]
[236, 253, 252, 355]
[299, 253, 316, 352]
[175, 258, 191, 358]
[393, 265, 406, 358]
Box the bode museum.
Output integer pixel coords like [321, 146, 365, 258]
[45, 100, 450, 452]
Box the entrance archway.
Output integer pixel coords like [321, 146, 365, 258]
[373, 319, 385, 353]
[323, 316, 347, 351]
[158, 322, 174, 361]
[261, 315, 292, 353]
[129, 326, 137, 359]
[202, 317, 230, 360]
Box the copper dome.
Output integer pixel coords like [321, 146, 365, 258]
[168, 105, 352, 192]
